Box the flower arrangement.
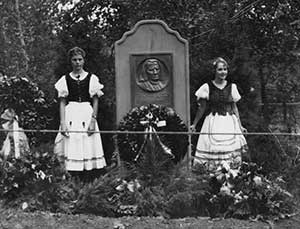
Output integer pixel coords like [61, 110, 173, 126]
[205, 162, 295, 219]
[117, 104, 188, 163]
[0, 146, 67, 212]
[0, 146, 295, 221]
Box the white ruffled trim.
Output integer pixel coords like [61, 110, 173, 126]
[89, 74, 104, 98]
[55, 76, 69, 98]
[195, 83, 209, 100]
[231, 83, 241, 102]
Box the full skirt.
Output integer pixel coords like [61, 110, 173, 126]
[54, 102, 106, 171]
[194, 113, 247, 171]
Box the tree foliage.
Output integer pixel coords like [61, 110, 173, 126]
[0, 0, 300, 171]
[0, 0, 68, 97]
[0, 75, 54, 145]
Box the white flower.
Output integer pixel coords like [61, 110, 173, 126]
[220, 185, 231, 196]
[227, 182, 234, 189]
[134, 179, 141, 189]
[127, 181, 135, 192]
[22, 202, 28, 210]
[276, 176, 285, 183]
[222, 161, 231, 171]
[140, 105, 147, 111]
[209, 173, 215, 177]
[209, 195, 217, 202]
[116, 180, 127, 191]
[234, 193, 242, 200]
[34, 98, 45, 104]
[216, 173, 224, 182]
[145, 112, 153, 120]
[253, 176, 262, 186]
[38, 170, 46, 180]
[229, 169, 239, 178]
[216, 165, 222, 172]
[13, 183, 19, 188]
[126, 179, 142, 192]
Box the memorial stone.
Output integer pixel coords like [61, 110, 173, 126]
[115, 19, 190, 125]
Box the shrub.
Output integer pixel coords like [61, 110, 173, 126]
[72, 176, 116, 216]
[0, 145, 67, 212]
[205, 162, 295, 219]
[0, 143, 295, 221]
[0, 75, 54, 145]
[66, 157, 295, 220]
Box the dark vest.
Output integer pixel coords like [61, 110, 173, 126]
[65, 73, 91, 103]
[207, 81, 234, 116]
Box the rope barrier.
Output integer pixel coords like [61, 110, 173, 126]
[0, 128, 300, 136]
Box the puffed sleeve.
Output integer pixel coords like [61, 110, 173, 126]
[54, 76, 68, 98]
[89, 74, 104, 97]
[231, 83, 241, 102]
[195, 83, 209, 100]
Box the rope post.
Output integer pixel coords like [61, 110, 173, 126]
[112, 135, 121, 167]
[112, 134, 128, 178]
[187, 132, 192, 172]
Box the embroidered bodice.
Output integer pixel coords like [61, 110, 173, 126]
[207, 81, 235, 115]
[66, 73, 91, 103]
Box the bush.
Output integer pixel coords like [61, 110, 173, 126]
[63, 159, 295, 220]
[0, 75, 55, 145]
[0, 143, 295, 221]
[0, 145, 67, 212]
[205, 162, 295, 219]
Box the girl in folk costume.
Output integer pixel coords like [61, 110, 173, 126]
[190, 57, 248, 171]
[0, 108, 29, 158]
[54, 47, 106, 174]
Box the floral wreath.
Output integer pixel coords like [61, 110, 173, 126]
[117, 104, 188, 163]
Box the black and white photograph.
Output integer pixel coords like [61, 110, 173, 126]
[0, 0, 299, 228]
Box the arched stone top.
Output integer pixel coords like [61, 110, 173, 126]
[115, 19, 188, 46]
[115, 19, 190, 126]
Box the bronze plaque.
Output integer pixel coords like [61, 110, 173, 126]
[130, 53, 173, 108]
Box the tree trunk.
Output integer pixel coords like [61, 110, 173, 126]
[15, 0, 29, 73]
[259, 67, 270, 126]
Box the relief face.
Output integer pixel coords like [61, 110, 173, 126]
[130, 53, 173, 107]
[134, 56, 171, 92]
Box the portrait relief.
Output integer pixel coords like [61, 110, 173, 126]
[131, 54, 172, 92]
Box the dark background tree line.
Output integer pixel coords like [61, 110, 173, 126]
[1, 0, 300, 173]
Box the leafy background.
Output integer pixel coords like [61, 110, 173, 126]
[1, 0, 300, 170]
[0, 0, 299, 222]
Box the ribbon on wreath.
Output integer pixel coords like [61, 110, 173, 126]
[1, 108, 29, 158]
[134, 112, 174, 162]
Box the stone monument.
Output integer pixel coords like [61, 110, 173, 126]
[115, 19, 190, 125]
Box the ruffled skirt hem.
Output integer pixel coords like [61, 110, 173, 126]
[194, 113, 247, 171]
[54, 102, 106, 171]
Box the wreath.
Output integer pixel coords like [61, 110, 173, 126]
[0, 75, 53, 145]
[117, 104, 188, 163]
